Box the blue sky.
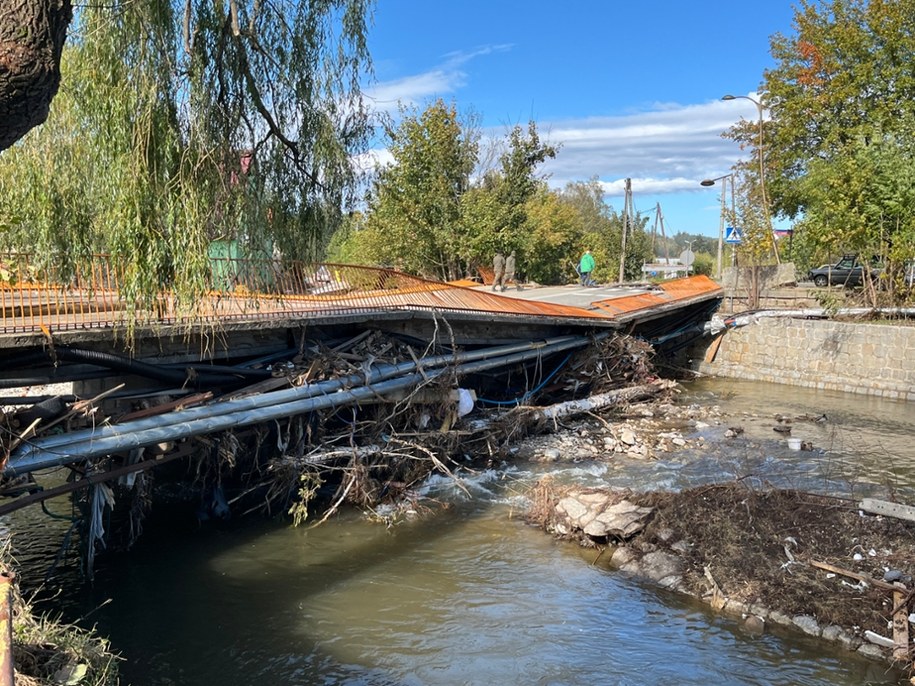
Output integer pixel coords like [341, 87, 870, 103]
[361, 1, 799, 238]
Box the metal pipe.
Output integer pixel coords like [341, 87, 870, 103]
[6, 336, 599, 475]
[23, 335, 587, 452]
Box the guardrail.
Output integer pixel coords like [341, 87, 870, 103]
[0, 253, 605, 335]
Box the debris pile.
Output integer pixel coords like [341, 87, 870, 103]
[529, 479, 915, 670]
[0, 329, 669, 548]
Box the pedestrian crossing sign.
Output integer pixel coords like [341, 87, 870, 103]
[724, 226, 743, 244]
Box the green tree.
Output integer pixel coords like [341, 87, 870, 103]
[0, 0, 373, 321]
[492, 122, 559, 246]
[559, 179, 651, 283]
[520, 189, 584, 284]
[361, 100, 479, 280]
[739, 0, 915, 274]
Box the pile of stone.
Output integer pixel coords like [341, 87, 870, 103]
[542, 487, 686, 592]
[517, 401, 723, 463]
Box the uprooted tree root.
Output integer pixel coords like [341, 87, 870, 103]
[530, 480, 915, 663]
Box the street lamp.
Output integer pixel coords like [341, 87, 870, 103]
[700, 174, 735, 280]
[722, 94, 780, 264]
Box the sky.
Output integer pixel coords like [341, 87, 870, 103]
[361, 1, 800, 238]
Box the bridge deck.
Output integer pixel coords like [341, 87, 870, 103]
[0, 256, 721, 347]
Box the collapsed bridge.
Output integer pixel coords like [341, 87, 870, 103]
[0, 257, 722, 564]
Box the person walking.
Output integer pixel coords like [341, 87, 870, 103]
[503, 251, 521, 291]
[492, 252, 505, 291]
[579, 249, 595, 287]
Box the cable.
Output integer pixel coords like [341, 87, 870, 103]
[477, 351, 573, 407]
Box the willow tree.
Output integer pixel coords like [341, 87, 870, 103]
[0, 0, 373, 316]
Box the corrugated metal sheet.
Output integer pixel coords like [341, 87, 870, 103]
[0, 254, 721, 336]
[589, 275, 722, 319]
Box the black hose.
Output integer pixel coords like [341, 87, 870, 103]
[50, 347, 268, 388]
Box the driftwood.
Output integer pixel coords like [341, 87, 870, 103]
[530, 380, 675, 423]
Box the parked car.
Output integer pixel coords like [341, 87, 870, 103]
[807, 254, 879, 288]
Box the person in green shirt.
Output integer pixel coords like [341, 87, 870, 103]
[579, 249, 595, 286]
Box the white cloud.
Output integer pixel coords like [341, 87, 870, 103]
[534, 96, 765, 195]
[359, 49, 767, 235]
[364, 45, 512, 113]
[365, 70, 465, 111]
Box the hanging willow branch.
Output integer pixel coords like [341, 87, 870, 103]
[0, 0, 374, 324]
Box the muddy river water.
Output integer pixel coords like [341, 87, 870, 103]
[13, 378, 915, 685]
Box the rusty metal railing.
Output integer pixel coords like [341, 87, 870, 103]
[0, 253, 609, 335]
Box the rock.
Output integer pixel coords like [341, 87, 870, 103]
[556, 497, 590, 522]
[722, 599, 748, 617]
[670, 539, 692, 554]
[857, 643, 885, 660]
[626, 444, 648, 457]
[821, 625, 843, 642]
[575, 491, 612, 507]
[655, 527, 675, 542]
[767, 610, 793, 627]
[883, 569, 911, 583]
[744, 615, 766, 633]
[609, 546, 638, 567]
[748, 603, 769, 618]
[792, 615, 821, 637]
[581, 500, 655, 538]
[619, 429, 637, 445]
[672, 437, 686, 447]
[542, 448, 561, 461]
[821, 625, 860, 650]
[638, 550, 683, 583]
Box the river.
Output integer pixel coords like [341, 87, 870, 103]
[12, 378, 915, 685]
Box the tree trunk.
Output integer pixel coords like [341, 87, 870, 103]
[0, 0, 72, 152]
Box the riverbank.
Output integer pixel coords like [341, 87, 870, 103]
[520, 391, 915, 676]
[8, 566, 119, 685]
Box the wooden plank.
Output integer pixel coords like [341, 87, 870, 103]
[809, 559, 904, 593]
[704, 332, 725, 363]
[859, 497, 915, 524]
[892, 586, 910, 661]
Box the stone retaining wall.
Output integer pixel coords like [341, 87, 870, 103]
[696, 317, 915, 401]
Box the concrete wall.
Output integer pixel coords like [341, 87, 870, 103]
[696, 317, 915, 401]
[720, 262, 798, 290]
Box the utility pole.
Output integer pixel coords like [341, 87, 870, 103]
[618, 178, 632, 284]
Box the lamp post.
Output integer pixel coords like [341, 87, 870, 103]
[700, 174, 735, 280]
[722, 94, 779, 264]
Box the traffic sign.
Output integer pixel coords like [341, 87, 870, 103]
[724, 226, 743, 244]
